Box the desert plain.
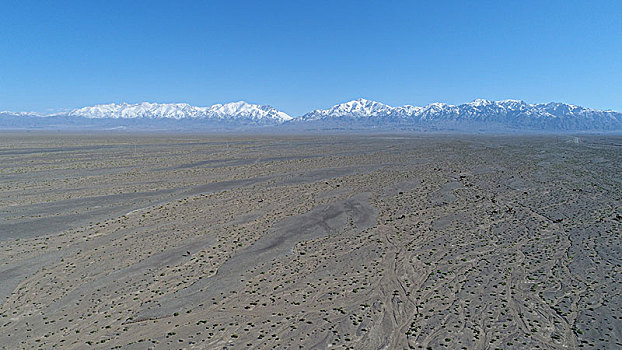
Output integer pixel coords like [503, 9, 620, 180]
[0, 133, 620, 349]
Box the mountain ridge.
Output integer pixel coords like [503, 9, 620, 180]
[2, 98, 621, 131]
[66, 101, 292, 123]
[296, 98, 621, 130]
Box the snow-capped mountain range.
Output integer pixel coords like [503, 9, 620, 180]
[299, 98, 620, 128]
[1, 98, 621, 131]
[67, 101, 292, 123]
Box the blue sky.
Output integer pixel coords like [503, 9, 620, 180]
[1, 0, 621, 115]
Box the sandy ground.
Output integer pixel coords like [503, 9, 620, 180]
[0, 133, 620, 349]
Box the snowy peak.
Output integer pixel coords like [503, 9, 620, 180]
[467, 98, 494, 107]
[208, 101, 292, 122]
[67, 101, 292, 123]
[330, 98, 392, 115]
[301, 98, 394, 120]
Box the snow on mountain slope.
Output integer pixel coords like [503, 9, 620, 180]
[67, 101, 292, 123]
[300, 98, 394, 120]
[207, 101, 292, 122]
[68, 102, 203, 119]
[297, 99, 621, 130]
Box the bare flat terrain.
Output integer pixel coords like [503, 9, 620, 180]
[0, 133, 620, 349]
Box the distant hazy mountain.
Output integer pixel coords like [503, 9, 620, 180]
[1, 99, 620, 132]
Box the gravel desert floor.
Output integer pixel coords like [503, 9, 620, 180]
[0, 133, 620, 349]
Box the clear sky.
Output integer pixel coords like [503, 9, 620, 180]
[1, 0, 621, 115]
